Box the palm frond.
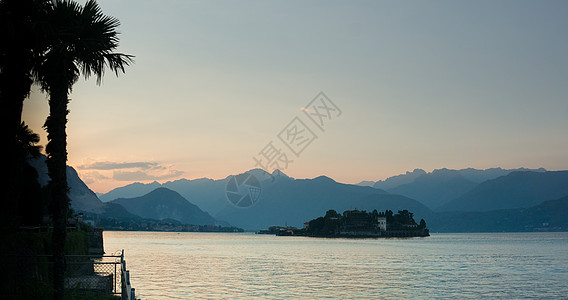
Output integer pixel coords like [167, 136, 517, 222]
[34, 0, 134, 89]
[17, 122, 43, 157]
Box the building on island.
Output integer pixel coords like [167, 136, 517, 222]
[304, 209, 428, 237]
[260, 209, 429, 238]
[377, 216, 387, 231]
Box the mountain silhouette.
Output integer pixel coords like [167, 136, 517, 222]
[439, 171, 568, 211]
[365, 167, 547, 210]
[366, 167, 547, 191]
[387, 169, 477, 209]
[99, 181, 162, 202]
[372, 169, 427, 190]
[214, 173, 429, 230]
[111, 187, 217, 225]
[28, 155, 104, 213]
[101, 169, 281, 216]
[428, 195, 568, 232]
[98, 167, 567, 231]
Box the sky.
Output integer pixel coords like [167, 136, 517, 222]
[22, 0, 568, 193]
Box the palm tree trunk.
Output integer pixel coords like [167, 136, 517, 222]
[45, 83, 70, 300]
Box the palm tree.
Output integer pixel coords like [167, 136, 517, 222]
[16, 122, 44, 226]
[0, 0, 49, 227]
[17, 121, 43, 159]
[34, 1, 133, 298]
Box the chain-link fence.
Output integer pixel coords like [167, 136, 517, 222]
[13, 250, 135, 299]
[65, 252, 123, 296]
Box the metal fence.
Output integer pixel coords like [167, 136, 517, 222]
[65, 251, 122, 296]
[65, 250, 136, 299]
[20, 250, 135, 299]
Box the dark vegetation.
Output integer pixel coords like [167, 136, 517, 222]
[0, 226, 100, 299]
[0, 0, 132, 298]
[266, 209, 429, 238]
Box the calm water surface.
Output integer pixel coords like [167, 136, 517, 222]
[104, 231, 568, 299]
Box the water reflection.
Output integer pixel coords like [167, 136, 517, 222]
[105, 232, 568, 299]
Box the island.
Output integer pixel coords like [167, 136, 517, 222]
[258, 209, 429, 238]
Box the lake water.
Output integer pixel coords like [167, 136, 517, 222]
[104, 231, 568, 299]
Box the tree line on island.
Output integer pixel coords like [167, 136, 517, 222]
[259, 209, 429, 238]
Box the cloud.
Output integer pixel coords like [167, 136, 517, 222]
[75, 159, 184, 184]
[112, 169, 184, 181]
[78, 171, 111, 184]
[111, 170, 155, 181]
[77, 161, 157, 170]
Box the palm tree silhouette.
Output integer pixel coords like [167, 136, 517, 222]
[0, 0, 50, 228]
[34, 1, 133, 298]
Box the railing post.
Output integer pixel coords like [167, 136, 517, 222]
[121, 250, 127, 300]
[118, 249, 135, 300]
[121, 265, 125, 300]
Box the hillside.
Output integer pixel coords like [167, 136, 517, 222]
[387, 169, 477, 209]
[111, 187, 217, 225]
[214, 174, 428, 230]
[367, 167, 546, 190]
[372, 169, 426, 190]
[101, 170, 429, 230]
[98, 167, 568, 232]
[28, 155, 104, 213]
[99, 181, 162, 202]
[428, 196, 568, 232]
[439, 171, 568, 212]
[100, 169, 276, 216]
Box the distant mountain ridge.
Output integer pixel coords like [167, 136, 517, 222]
[26, 156, 222, 227]
[214, 174, 430, 230]
[428, 195, 568, 232]
[96, 167, 567, 231]
[100, 169, 284, 216]
[100, 170, 430, 230]
[365, 167, 547, 190]
[99, 181, 162, 202]
[359, 167, 547, 210]
[111, 187, 218, 225]
[387, 169, 477, 209]
[371, 169, 427, 190]
[439, 171, 568, 212]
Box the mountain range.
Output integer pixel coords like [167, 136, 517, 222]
[96, 167, 567, 231]
[110, 188, 217, 225]
[215, 173, 431, 230]
[99, 177, 229, 216]
[440, 170, 568, 211]
[29, 155, 568, 232]
[361, 167, 547, 209]
[99, 169, 431, 229]
[27, 155, 219, 226]
[428, 196, 568, 232]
